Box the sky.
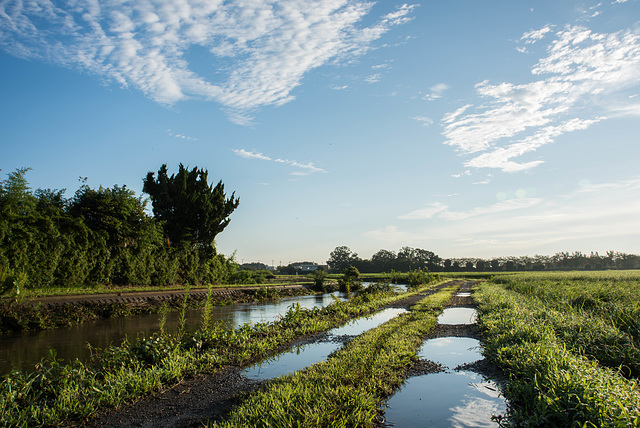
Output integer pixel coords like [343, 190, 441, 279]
[2, 0, 640, 266]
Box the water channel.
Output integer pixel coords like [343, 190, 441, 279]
[0, 292, 350, 375]
[0, 283, 405, 375]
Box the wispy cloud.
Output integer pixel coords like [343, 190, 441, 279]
[233, 149, 327, 176]
[167, 129, 198, 141]
[442, 25, 640, 172]
[369, 176, 640, 255]
[412, 116, 433, 126]
[0, 1, 416, 124]
[423, 82, 449, 100]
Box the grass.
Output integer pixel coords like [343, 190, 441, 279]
[475, 277, 640, 427]
[0, 278, 446, 427]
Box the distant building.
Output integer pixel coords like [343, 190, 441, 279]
[291, 263, 328, 272]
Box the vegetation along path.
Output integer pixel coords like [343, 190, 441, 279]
[75, 281, 462, 427]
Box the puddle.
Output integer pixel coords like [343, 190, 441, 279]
[456, 292, 472, 297]
[243, 308, 407, 380]
[438, 307, 477, 325]
[244, 341, 340, 380]
[329, 308, 407, 336]
[418, 337, 482, 368]
[384, 370, 506, 427]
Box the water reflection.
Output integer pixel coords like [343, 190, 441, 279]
[438, 307, 478, 325]
[418, 337, 482, 368]
[243, 308, 408, 380]
[0, 292, 349, 375]
[384, 371, 505, 428]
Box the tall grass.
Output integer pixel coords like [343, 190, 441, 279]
[476, 281, 640, 426]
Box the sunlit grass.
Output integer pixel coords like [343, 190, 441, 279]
[475, 278, 640, 426]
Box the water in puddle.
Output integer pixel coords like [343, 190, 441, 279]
[438, 307, 478, 325]
[456, 292, 472, 297]
[243, 308, 407, 380]
[384, 370, 505, 427]
[418, 337, 482, 368]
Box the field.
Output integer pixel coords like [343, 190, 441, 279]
[475, 271, 640, 426]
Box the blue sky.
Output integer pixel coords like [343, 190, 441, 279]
[2, 0, 640, 266]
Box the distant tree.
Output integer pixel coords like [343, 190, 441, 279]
[476, 260, 486, 271]
[143, 164, 239, 248]
[371, 249, 396, 272]
[328, 246, 358, 273]
[465, 261, 474, 271]
[490, 259, 501, 271]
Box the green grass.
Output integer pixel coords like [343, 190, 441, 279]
[475, 278, 640, 427]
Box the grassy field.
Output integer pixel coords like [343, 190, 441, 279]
[475, 270, 640, 427]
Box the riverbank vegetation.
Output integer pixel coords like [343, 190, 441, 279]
[475, 271, 640, 426]
[0, 278, 444, 427]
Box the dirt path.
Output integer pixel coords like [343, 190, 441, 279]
[73, 281, 465, 428]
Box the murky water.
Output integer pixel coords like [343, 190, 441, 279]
[438, 307, 478, 325]
[0, 292, 349, 375]
[243, 308, 408, 380]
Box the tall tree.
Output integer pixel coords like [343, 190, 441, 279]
[143, 164, 239, 248]
[327, 246, 358, 273]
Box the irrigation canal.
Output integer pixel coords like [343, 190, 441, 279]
[0, 291, 351, 375]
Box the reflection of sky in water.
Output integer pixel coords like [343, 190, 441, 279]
[385, 371, 506, 428]
[243, 308, 407, 380]
[438, 307, 478, 325]
[419, 337, 482, 368]
[244, 341, 340, 380]
[456, 292, 472, 297]
[329, 308, 407, 336]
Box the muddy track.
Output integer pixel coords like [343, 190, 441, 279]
[73, 281, 469, 428]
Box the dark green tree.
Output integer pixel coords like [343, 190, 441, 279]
[143, 164, 239, 248]
[328, 246, 358, 273]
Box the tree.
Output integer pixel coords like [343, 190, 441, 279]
[328, 246, 358, 273]
[143, 164, 239, 248]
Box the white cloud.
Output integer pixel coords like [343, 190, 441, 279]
[442, 24, 640, 171]
[398, 202, 448, 219]
[423, 82, 449, 100]
[233, 149, 327, 175]
[521, 25, 554, 44]
[167, 129, 198, 141]
[412, 116, 433, 126]
[0, 1, 416, 123]
[365, 73, 382, 83]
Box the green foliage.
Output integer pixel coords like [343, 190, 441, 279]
[143, 164, 239, 248]
[0, 168, 238, 291]
[476, 276, 640, 426]
[338, 266, 362, 293]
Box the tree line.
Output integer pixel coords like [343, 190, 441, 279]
[327, 246, 640, 273]
[0, 165, 239, 292]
